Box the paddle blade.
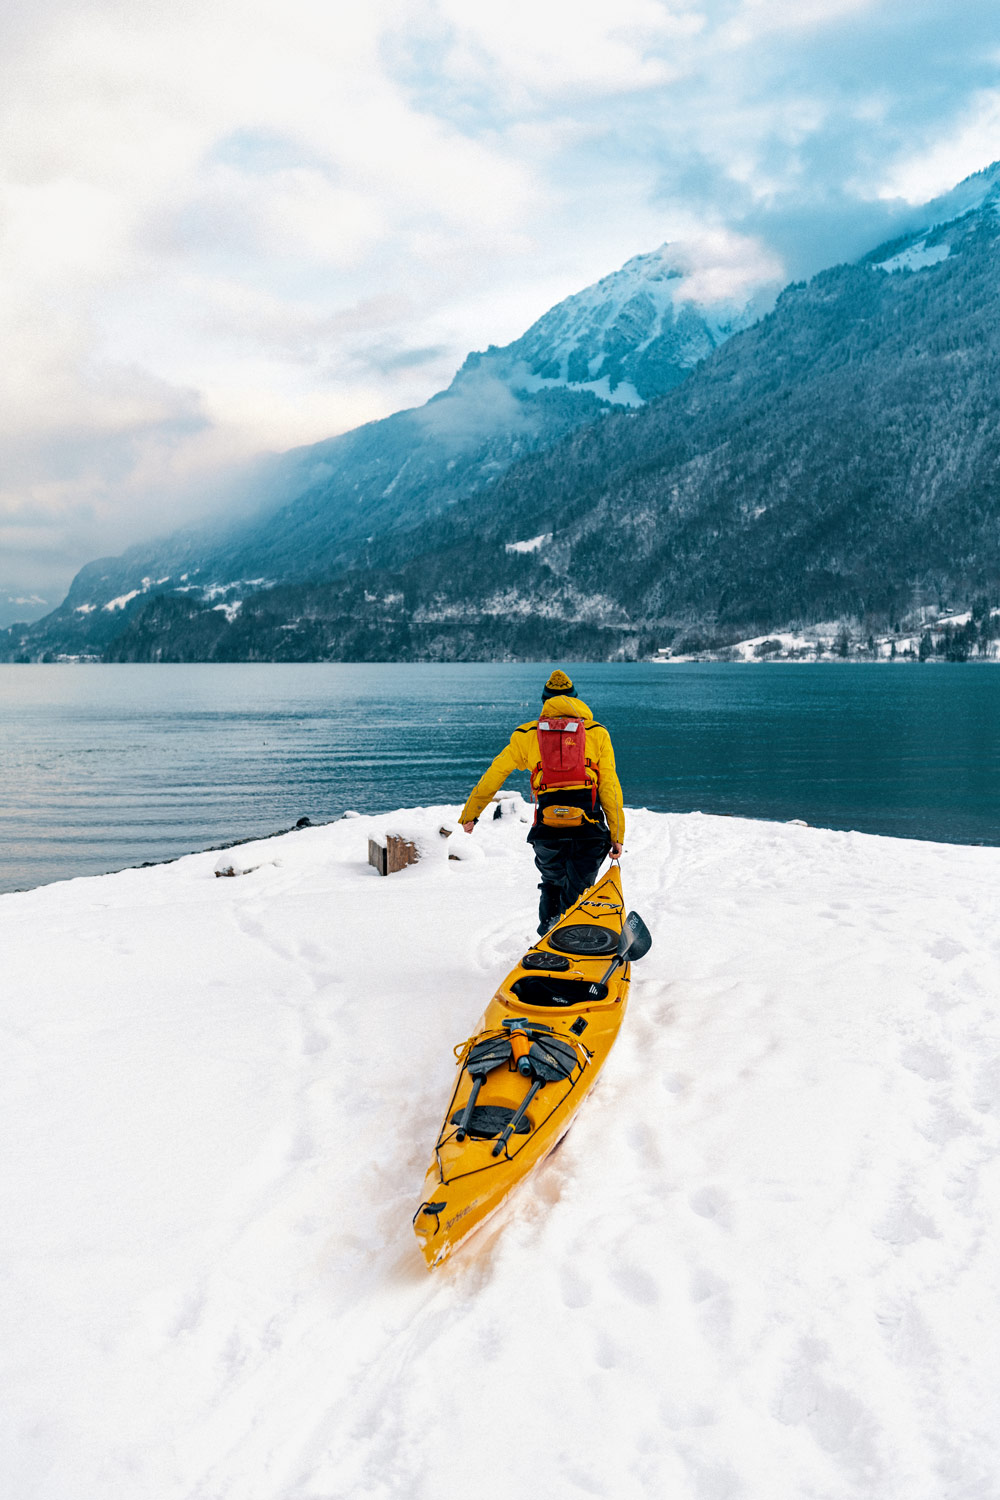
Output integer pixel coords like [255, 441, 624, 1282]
[467, 1035, 513, 1078]
[527, 1034, 579, 1083]
[618, 910, 652, 963]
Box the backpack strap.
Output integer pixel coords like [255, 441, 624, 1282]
[585, 758, 598, 809]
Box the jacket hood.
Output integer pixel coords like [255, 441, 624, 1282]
[539, 694, 593, 724]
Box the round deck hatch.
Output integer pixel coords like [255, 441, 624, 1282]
[547, 923, 618, 956]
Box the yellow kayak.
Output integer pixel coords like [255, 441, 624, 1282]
[414, 864, 651, 1269]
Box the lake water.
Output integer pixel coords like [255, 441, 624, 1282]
[2, 662, 999, 894]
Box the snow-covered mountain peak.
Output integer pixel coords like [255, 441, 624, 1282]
[920, 158, 1000, 231]
[465, 241, 759, 406]
[565, 241, 687, 310]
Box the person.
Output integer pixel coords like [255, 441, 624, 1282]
[458, 669, 625, 934]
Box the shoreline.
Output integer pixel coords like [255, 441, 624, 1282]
[5, 803, 1000, 904]
[3, 654, 1000, 666]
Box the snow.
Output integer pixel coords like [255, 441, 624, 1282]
[2, 806, 1000, 1499]
[101, 589, 141, 612]
[874, 241, 951, 274]
[505, 533, 552, 554]
[525, 244, 749, 354]
[659, 630, 827, 662]
[212, 600, 243, 623]
[505, 242, 758, 401]
[917, 160, 1000, 233]
[516, 371, 645, 405]
[213, 846, 281, 877]
[728, 630, 819, 661]
[199, 580, 271, 602]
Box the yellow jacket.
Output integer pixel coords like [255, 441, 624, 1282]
[458, 694, 625, 843]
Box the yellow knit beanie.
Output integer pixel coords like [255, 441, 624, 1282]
[542, 669, 575, 700]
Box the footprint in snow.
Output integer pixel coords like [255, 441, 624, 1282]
[300, 1025, 330, 1056]
[476, 1318, 503, 1363]
[594, 1329, 622, 1369]
[690, 1266, 728, 1304]
[286, 1126, 315, 1162]
[560, 1264, 592, 1310]
[610, 1262, 660, 1306]
[876, 1299, 939, 1366]
[689, 1186, 731, 1227]
[626, 1120, 666, 1168]
[658, 1393, 717, 1430]
[165, 1287, 207, 1338]
[295, 938, 330, 964]
[474, 916, 531, 973]
[873, 1192, 940, 1246]
[661, 1071, 689, 1095]
[899, 1041, 951, 1082]
[690, 1271, 734, 1345]
[306, 969, 341, 994]
[684, 1453, 743, 1500]
[928, 935, 967, 963]
[972, 1057, 1000, 1113]
[774, 1345, 883, 1481]
[919, 1098, 979, 1147]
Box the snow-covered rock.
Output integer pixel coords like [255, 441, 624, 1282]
[213, 845, 280, 877]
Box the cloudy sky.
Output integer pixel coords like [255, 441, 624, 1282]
[2, 0, 999, 620]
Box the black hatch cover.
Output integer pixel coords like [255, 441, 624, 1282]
[521, 951, 571, 971]
[547, 923, 618, 956]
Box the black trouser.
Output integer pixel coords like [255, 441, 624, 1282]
[529, 827, 612, 935]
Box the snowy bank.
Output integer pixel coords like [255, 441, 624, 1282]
[2, 808, 999, 1499]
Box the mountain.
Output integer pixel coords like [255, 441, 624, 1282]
[80, 161, 1000, 664]
[1, 247, 756, 662]
[8, 162, 1000, 664]
[473, 244, 752, 403]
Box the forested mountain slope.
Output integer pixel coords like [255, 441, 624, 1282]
[7, 165, 1000, 663]
[1, 246, 750, 661]
[97, 182, 1000, 661]
[393, 205, 1000, 646]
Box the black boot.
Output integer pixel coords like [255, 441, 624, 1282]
[537, 881, 564, 935]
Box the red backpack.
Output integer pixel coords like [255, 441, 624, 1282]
[535, 716, 592, 796]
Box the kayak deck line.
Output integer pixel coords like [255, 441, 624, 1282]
[414, 865, 651, 1268]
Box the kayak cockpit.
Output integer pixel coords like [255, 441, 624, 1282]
[509, 974, 610, 1006]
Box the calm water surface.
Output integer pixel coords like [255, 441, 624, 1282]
[2, 662, 999, 894]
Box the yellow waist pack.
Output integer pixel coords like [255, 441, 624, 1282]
[541, 805, 584, 828]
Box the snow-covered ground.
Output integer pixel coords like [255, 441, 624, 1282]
[654, 611, 1000, 663]
[3, 804, 999, 1500]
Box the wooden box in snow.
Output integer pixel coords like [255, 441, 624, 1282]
[368, 834, 419, 876]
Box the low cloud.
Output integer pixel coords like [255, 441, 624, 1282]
[415, 365, 534, 448]
[359, 344, 450, 375]
[664, 229, 785, 307]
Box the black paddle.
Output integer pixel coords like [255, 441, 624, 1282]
[453, 1035, 513, 1142]
[491, 1033, 579, 1157]
[596, 909, 652, 988]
